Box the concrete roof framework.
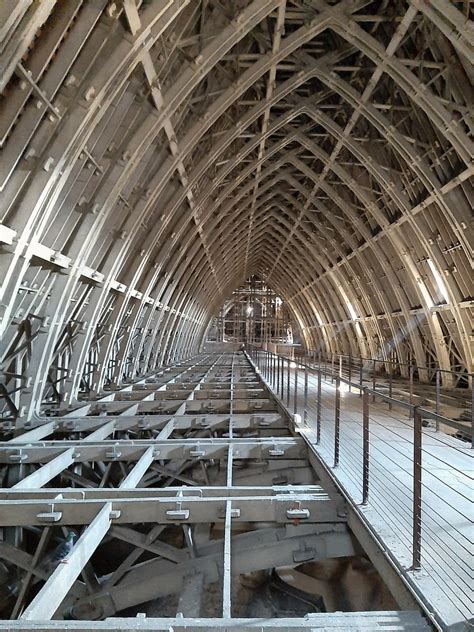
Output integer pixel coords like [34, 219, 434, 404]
[208, 275, 295, 344]
[0, 0, 473, 426]
[0, 350, 440, 628]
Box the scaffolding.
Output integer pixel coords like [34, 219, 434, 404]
[208, 276, 293, 346]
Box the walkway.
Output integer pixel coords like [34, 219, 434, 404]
[255, 356, 473, 631]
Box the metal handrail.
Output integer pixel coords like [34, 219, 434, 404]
[263, 345, 473, 432]
[268, 349, 472, 438]
[247, 345, 472, 576]
[299, 348, 473, 380]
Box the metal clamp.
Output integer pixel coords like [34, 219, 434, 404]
[8, 450, 28, 462]
[286, 507, 310, 520]
[105, 445, 122, 459]
[268, 445, 285, 456]
[37, 503, 63, 523]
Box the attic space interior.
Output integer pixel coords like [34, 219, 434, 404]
[0, 1, 472, 631]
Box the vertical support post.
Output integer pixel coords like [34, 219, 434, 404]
[471, 375, 474, 449]
[372, 359, 376, 403]
[223, 443, 233, 618]
[409, 365, 414, 418]
[334, 376, 340, 467]
[286, 358, 290, 406]
[277, 354, 280, 394]
[304, 367, 308, 425]
[388, 360, 393, 411]
[280, 355, 284, 397]
[317, 369, 322, 443]
[435, 369, 441, 426]
[412, 407, 422, 570]
[362, 389, 369, 505]
[359, 362, 363, 398]
[223, 498, 232, 618]
[294, 364, 298, 415]
[278, 356, 283, 397]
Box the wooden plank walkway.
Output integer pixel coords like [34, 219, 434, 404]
[277, 369, 473, 631]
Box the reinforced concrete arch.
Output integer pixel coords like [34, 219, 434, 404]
[0, 0, 472, 425]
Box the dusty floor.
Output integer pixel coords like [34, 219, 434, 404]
[120, 572, 324, 619]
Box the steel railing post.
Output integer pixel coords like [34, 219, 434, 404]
[348, 354, 352, 392]
[412, 406, 422, 570]
[278, 356, 283, 397]
[275, 355, 280, 395]
[471, 376, 474, 449]
[409, 365, 414, 418]
[294, 364, 298, 415]
[372, 359, 376, 403]
[280, 355, 284, 397]
[304, 367, 308, 425]
[334, 376, 340, 467]
[317, 369, 322, 443]
[362, 388, 369, 504]
[286, 358, 290, 406]
[388, 360, 393, 411]
[435, 369, 440, 428]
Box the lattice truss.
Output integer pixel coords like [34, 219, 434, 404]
[0, 353, 357, 622]
[0, 0, 473, 426]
